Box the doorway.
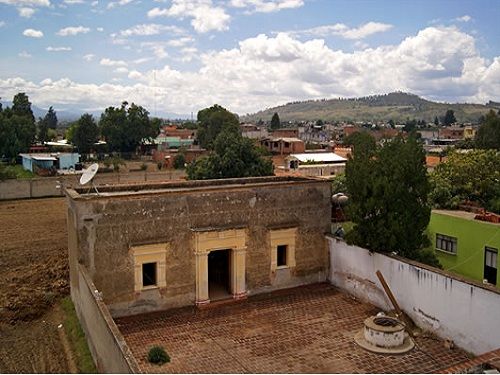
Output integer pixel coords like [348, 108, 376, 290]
[208, 249, 231, 301]
[484, 247, 498, 285]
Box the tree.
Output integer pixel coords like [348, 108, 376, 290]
[443, 109, 457, 126]
[100, 102, 159, 153]
[270, 112, 280, 131]
[345, 135, 438, 266]
[342, 131, 376, 158]
[430, 150, 500, 213]
[72, 114, 99, 154]
[388, 119, 395, 128]
[187, 124, 273, 180]
[475, 110, 500, 150]
[37, 117, 49, 144]
[44, 106, 58, 129]
[196, 104, 240, 149]
[173, 153, 186, 169]
[403, 118, 417, 132]
[0, 93, 36, 160]
[434, 116, 439, 126]
[316, 119, 324, 127]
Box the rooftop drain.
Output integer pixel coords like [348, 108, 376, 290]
[354, 314, 415, 354]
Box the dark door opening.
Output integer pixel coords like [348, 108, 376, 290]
[208, 249, 231, 301]
[484, 247, 498, 285]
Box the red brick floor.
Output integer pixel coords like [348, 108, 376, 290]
[115, 283, 471, 374]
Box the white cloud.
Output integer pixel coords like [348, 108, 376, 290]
[99, 58, 127, 67]
[18, 51, 32, 58]
[0, 21, 5, 27]
[455, 15, 472, 22]
[46, 46, 72, 51]
[23, 28, 43, 38]
[166, 36, 194, 47]
[289, 22, 393, 40]
[0, 0, 49, 6]
[96, 27, 104, 32]
[230, 0, 303, 13]
[63, 0, 84, 3]
[83, 53, 95, 61]
[3, 27, 499, 114]
[57, 26, 90, 36]
[119, 23, 183, 37]
[18, 7, 35, 17]
[148, 0, 230, 33]
[107, 0, 133, 9]
[113, 67, 129, 74]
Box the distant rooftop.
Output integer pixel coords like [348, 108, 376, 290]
[288, 152, 347, 163]
[433, 209, 500, 226]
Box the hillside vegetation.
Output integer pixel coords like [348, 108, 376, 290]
[243, 92, 500, 123]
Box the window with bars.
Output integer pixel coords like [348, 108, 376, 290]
[436, 234, 457, 254]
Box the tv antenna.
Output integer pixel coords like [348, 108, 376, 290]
[80, 163, 99, 195]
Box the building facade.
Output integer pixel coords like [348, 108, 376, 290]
[427, 210, 500, 286]
[66, 176, 331, 317]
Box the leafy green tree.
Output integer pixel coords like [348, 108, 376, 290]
[388, 119, 395, 128]
[430, 150, 500, 213]
[73, 114, 99, 154]
[342, 131, 376, 158]
[187, 127, 273, 180]
[404, 118, 417, 132]
[434, 116, 439, 126]
[475, 110, 500, 150]
[331, 173, 347, 194]
[443, 109, 457, 126]
[44, 106, 58, 129]
[196, 104, 240, 149]
[173, 153, 186, 169]
[0, 93, 36, 159]
[270, 112, 280, 131]
[345, 135, 437, 265]
[100, 102, 159, 153]
[316, 119, 324, 127]
[38, 117, 49, 144]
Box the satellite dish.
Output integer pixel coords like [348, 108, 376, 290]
[332, 193, 348, 205]
[80, 163, 99, 185]
[80, 163, 99, 194]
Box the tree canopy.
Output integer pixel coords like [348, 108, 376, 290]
[429, 149, 500, 213]
[342, 131, 376, 157]
[72, 114, 99, 154]
[270, 112, 280, 130]
[475, 110, 500, 150]
[0, 93, 37, 160]
[196, 104, 240, 149]
[187, 105, 273, 180]
[345, 135, 438, 266]
[100, 102, 159, 153]
[443, 109, 457, 126]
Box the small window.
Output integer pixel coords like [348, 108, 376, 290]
[436, 234, 457, 254]
[485, 247, 498, 269]
[277, 245, 287, 267]
[142, 262, 157, 287]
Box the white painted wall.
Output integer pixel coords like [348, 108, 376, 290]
[328, 236, 500, 355]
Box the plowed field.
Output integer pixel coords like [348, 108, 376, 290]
[0, 198, 71, 373]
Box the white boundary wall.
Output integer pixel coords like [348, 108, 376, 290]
[328, 236, 500, 355]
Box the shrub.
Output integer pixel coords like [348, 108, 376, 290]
[147, 346, 170, 365]
[140, 163, 148, 171]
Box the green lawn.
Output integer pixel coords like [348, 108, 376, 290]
[0, 164, 35, 180]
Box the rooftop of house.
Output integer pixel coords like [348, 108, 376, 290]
[19, 152, 79, 160]
[288, 152, 347, 163]
[66, 175, 325, 200]
[433, 209, 500, 226]
[115, 283, 471, 374]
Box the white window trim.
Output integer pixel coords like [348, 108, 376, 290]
[270, 228, 297, 272]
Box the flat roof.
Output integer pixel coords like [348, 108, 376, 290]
[288, 152, 347, 163]
[67, 176, 327, 200]
[433, 209, 500, 226]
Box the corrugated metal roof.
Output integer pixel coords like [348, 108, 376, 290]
[288, 152, 347, 163]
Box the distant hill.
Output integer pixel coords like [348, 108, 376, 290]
[242, 92, 500, 124]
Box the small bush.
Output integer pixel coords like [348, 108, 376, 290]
[140, 163, 148, 171]
[147, 346, 170, 365]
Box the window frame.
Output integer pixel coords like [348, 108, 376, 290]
[132, 243, 167, 292]
[435, 233, 457, 255]
[277, 245, 288, 268]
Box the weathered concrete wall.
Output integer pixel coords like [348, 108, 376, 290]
[71, 264, 141, 374]
[68, 177, 331, 317]
[0, 171, 185, 200]
[328, 236, 500, 355]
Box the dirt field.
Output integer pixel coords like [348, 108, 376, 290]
[0, 198, 71, 373]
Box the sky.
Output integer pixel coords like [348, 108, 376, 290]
[0, 0, 499, 117]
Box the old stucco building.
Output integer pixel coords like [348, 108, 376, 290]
[66, 176, 331, 317]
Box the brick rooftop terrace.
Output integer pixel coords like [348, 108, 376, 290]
[115, 283, 472, 374]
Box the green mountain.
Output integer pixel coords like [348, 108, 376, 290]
[242, 92, 500, 124]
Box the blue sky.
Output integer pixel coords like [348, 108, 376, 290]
[0, 0, 499, 116]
